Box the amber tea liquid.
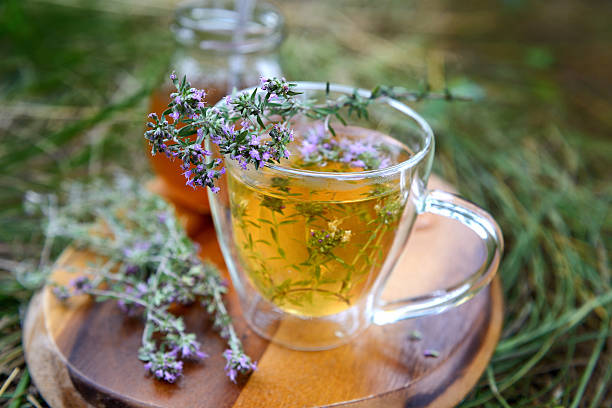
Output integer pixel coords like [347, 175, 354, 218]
[227, 128, 412, 317]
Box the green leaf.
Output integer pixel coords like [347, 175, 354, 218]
[177, 125, 195, 138]
[257, 115, 265, 128]
[335, 113, 347, 126]
[327, 122, 336, 137]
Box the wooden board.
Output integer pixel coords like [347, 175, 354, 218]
[23, 176, 503, 408]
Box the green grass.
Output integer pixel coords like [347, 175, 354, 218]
[0, 0, 610, 406]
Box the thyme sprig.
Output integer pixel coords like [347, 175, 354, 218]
[145, 74, 465, 192]
[25, 175, 256, 383]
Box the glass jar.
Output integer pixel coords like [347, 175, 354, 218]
[148, 0, 284, 215]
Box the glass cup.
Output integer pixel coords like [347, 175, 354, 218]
[207, 82, 504, 350]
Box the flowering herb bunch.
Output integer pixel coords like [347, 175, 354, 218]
[145, 75, 300, 192]
[25, 175, 256, 383]
[144, 74, 463, 190]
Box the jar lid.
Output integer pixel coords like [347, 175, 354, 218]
[173, 0, 284, 54]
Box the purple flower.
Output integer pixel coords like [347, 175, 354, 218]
[193, 89, 206, 101]
[210, 133, 222, 144]
[170, 72, 177, 80]
[299, 141, 318, 157]
[223, 348, 256, 383]
[136, 283, 148, 294]
[237, 156, 248, 170]
[169, 110, 180, 122]
[117, 299, 128, 313]
[70, 276, 92, 294]
[249, 149, 260, 161]
[260, 76, 269, 90]
[222, 123, 235, 137]
[135, 241, 151, 251]
[52, 286, 70, 300]
[125, 264, 139, 274]
[227, 368, 238, 383]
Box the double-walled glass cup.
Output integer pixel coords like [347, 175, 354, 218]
[207, 82, 503, 350]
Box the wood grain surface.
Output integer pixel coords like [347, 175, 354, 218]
[24, 176, 503, 408]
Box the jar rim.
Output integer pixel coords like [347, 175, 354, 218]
[172, 0, 284, 54]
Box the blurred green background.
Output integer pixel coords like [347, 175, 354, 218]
[0, 0, 610, 406]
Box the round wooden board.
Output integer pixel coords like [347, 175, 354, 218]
[24, 176, 503, 408]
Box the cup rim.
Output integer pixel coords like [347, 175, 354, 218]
[220, 81, 435, 180]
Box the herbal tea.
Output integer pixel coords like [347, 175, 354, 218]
[227, 125, 412, 317]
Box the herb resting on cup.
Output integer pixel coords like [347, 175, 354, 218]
[145, 74, 462, 191]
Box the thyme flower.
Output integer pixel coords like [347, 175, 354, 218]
[308, 219, 351, 254]
[297, 123, 391, 170]
[223, 348, 257, 383]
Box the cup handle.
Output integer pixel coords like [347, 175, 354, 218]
[372, 189, 504, 325]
